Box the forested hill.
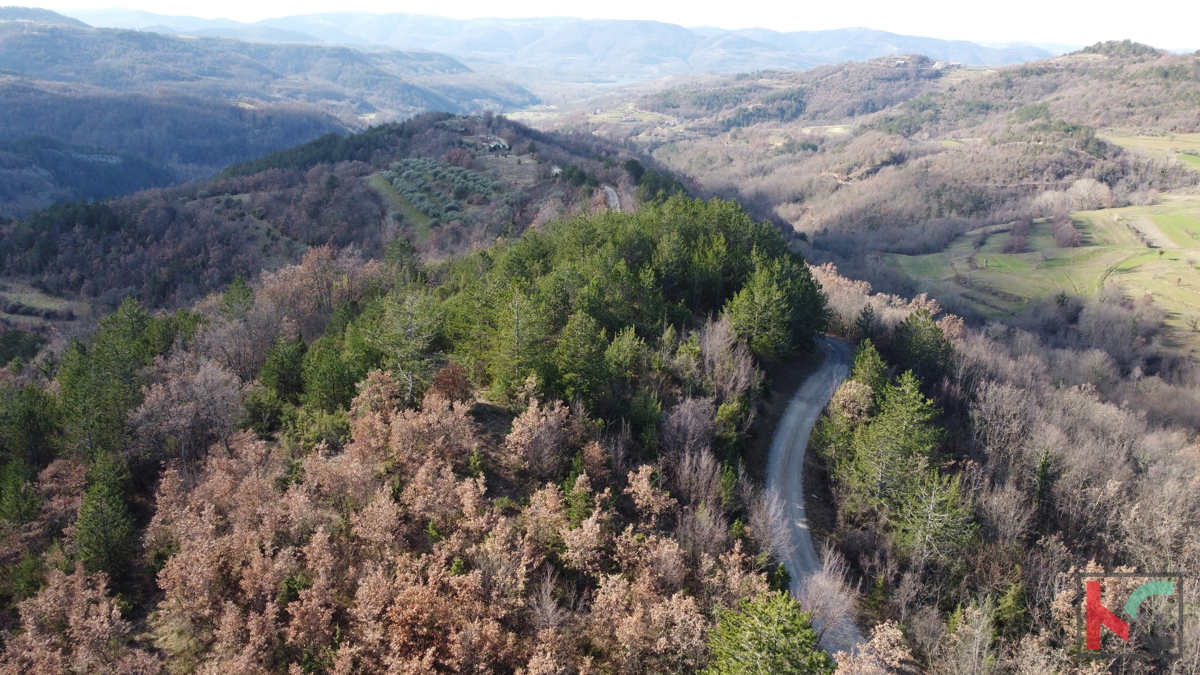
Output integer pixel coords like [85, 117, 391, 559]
[66, 9, 1055, 83]
[564, 43, 1200, 275]
[0, 19, 532, 115]
[0, 194, 832, 674]
[0, 112, 689, 312]
[0, 11, 538, 216]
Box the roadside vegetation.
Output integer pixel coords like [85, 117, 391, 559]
[808, 261, 1200, 672]
[4, 29, 1200, 674]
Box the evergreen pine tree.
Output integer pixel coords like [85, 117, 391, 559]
[0, 460, 41, 524]
[726, 252, 824, 360]
[259, 335, 307, 404]
[726, 255, 793, 360]
[57, 298, 154, 458]
[892, 471, 976, 569]
[302, 336, 357, 413]
[369, 290, 441, 404]
[221, 275, 255, 318]
[74, 453, 136, 578]
[704, 592, 835, 675]
[488, 287, 549, 399]
[893, 308, 953, 384]
[0, 383, 61, 467]
[850, 340, 890, 404]
[552, 312, 609, 406]
[843, 371, 942, 517]
[853, 304, 881, 342]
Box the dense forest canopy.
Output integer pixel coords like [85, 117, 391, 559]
[0, 113, 688, 311]
[0, 196, 839, 675]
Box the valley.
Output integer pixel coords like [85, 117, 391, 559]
[0, 10, 536, 216]
[2, 7, 1200, 672]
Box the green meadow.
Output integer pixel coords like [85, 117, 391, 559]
[886, 197, 1200, 353]
[1103, 130, 1200, 173]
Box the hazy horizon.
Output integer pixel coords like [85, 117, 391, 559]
[39, 2, 1200, 51]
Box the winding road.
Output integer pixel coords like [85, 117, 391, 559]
[765, 336, 862, 654]
[602, 184, 621, 212]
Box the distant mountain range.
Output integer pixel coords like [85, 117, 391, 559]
[0, 6, 1068, 217]
[65, 10, 1060, 84]
[0, 7, 537, 215]
[0, 14, 535, 116]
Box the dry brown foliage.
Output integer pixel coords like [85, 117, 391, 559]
[505, 398, 572, 479]
[0, 565, 161, 675]
[833, 621, 916, 675]
[132, 351, 242, 464]
[427, 364, 474, 403]
[49, 370, 773, 675]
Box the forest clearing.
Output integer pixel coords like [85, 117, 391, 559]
[886, 195, 1200, 353]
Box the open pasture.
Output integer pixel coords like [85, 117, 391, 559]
[1103, 130, 1200, 172]
[885, 196, 1200, 353]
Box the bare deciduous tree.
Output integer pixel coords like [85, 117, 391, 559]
[1067, 178, 1113, 211]
[671, 447, 722, 509]
[132, 351, 242, 464]
[660, 397, 715, 461]
[978, 481, 1033, 546]
[928, 600, 996, 675]
[530, 571, 567, 632]
[798, 545, 859, 652]
[699, 316, 761, 402]
[748, 487, 794, 562]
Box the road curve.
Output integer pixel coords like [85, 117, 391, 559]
[601, 184, 621, 212]
[765, 336, 862, 653]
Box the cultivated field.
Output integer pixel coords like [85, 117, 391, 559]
[0, 279, 84, 325]
[1104, 130, 1200, 172]
[886, 196, 1200, 353]
[369, 173, 433, 241]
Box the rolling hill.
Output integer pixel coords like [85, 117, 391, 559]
[0, 112, 676, 315]
[0, 18, 536, 120]
[0, 9, 538, 216]
[519, 44, 1200, 341]
[0, 136, 174, 215]
[68, 10, 1055, 85]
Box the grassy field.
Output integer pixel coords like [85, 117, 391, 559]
[505, 110, 564, 125]
[512, 104, 678, 127]
[1103, 130, 1200, 172]
[586, 106, 678, 125]
[885, 196, 1200, 353]
[368, 173, 432, 242]
[0, 280, 86, 326]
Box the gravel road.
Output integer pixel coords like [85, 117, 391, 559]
[765, 336, 862, 654]
[602, 184, 620, 212]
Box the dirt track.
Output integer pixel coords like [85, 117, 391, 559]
[602, 184, 620, 211]
[765, 336, 862, 654]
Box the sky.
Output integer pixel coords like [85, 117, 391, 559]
[43, 0, 1200, 50]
